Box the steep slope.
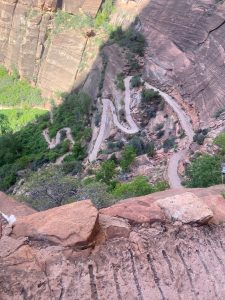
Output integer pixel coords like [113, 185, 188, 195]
[140, 0, 225, 120]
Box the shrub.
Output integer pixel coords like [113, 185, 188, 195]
[95, 0, 114, 28]
[186, 154, 222, 188]
[214, 108, 225, 118]
[214, 133, 225, 154]
[112, 176, 168, 199]
[96, 160, 116, 185]
[115, 73, 125, 91]
[193, 133, 205, 145]
[128, 136, 145, 156]
[120, 145, 136, 172]
[76, 182, 115, 209]
[145, 141, 155, 157]
[154, 123, 164, 131]
[130, 75, 142, 88]
[163, 137, 176, 152]
[141, 88, 162, 104]
[156, 130, 165, 139]
[110, 27, 146, 56]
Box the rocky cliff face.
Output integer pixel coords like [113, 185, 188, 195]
[140, 0, 225, 120]
[1, 186, 225, 299]
[1, 0, 225, 119]
[0, 0, 102, 98]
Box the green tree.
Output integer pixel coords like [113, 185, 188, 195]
[214, 133, 225, 154]
[96, 160, 116, 185]
[0, 114, 11, 135]
[186, 154, 222, 188]
[120, 145, 136, 172]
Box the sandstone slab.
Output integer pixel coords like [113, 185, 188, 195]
[13, 200, 98, 247]
[100, 196, 165, 224]
[200, 195, 225, 225]
[156, 192, 213, 224]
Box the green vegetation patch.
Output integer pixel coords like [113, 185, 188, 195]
[0, 66, 44, 107]
[0, 108, 46, 133]
[0, 92, 92, 191]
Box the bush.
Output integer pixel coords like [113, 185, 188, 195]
[141, 88, 162, 104]
[95, 0, 114, 28]
[193, 133, 205, 145]
[214, 133, 225, 154]
[112, 176, 168, 199]
[120, 145, 136, 172]
[76, 182, 115, 209]
[145, 141, 155, 157]
[186, 154, 222, 188]
[115, 73, 125, 91]
[128, 136, 145, 156]
[110, 27, 146, 56]
[214, 108, 225, 119]
[96, 160, 116, 186]
[154, 123, 164, 131]
[156, 130, 165, 139]
[163, 137, 176, 152]
[130, 75, 142, 88]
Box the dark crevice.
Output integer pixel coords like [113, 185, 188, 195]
[199, 19, 225, 46]
[147, 253, 166, 300]
[128, 249, 144, 300]
[161, 250, 175, 282]
[112, 264, 122, 300]
[176, 246, 199, 300]
[88, 264, 99, 300]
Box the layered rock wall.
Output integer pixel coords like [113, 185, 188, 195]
[0, 0, 103, 98]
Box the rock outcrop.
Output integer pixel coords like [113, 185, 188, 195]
[1, 188, 225, 299]
[13, 200, 98, 247]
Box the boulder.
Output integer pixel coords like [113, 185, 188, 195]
[156, 192, 213, 224]
[100, 196, 165, 224]
[13, 200, 99, 247]
[99, 214, 130, 239]
[200, 195, 225, 225]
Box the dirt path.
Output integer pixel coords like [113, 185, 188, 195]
[43, 128, 75, 150]
[89, 77, 139, 162]
[145, 83, 194, 188]
[89, 76, 194, 187]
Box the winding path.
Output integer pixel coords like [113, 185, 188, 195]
[88, 76, 139, 162]
[145, 83, 194, 188]
[42, 128, 75, 150]
[89, 76, 194, 188]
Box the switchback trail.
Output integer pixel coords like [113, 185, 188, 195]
[89, 76, 194, 188]
[145, 83, 194, 188]
[88, 76, 139, 162]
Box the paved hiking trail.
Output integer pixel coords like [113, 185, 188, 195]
[145, 83, 194, 188]
[89, 77, 194, 188]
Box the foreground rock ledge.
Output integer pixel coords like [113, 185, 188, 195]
[12, 200, 98, 247]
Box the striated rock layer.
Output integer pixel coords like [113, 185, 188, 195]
[1, 187, 225, 298]
[140, 0, 225, 120]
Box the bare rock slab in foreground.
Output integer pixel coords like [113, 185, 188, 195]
[156, 192, 213, 224]
[12, 200, 98, 247]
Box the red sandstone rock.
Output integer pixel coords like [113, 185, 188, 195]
[201, 194, 225, 225]
[100, 196, 165, 224]
[0, 191, 36, 218]
[99, 214, 130, 239]
[13, 200, 98, 247]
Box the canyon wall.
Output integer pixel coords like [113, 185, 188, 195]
[0, 0, 102, 98]
[139, 0, 225, 120]
[0, 0, 225, 119]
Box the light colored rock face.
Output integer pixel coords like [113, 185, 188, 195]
[156, 192, 213, 224]
[0, 0, 102, 98]
[13, 200, 99, 247]
[62, 0, 102, 17]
